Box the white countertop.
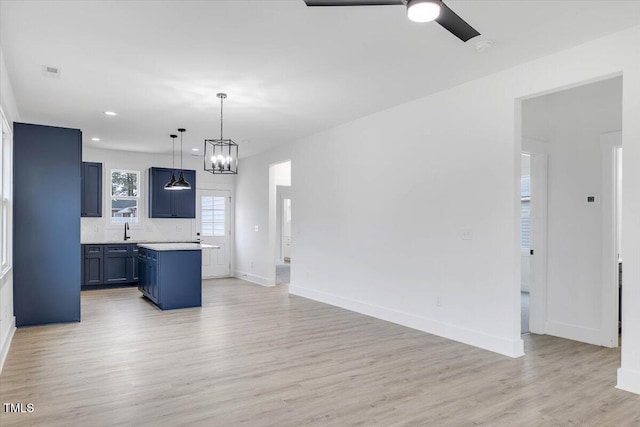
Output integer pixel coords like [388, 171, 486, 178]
[137, 243, 215, 251]
[81, 240, 195, 244]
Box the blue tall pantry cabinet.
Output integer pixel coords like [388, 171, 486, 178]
[13, 123, 82, 327]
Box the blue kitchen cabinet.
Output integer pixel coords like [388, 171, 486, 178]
[138, 247, 158, 303]
[14, 123, 82, 327]
[81, 162, 102, 217]
[138, 247, 201, 310]
[148, 167, 196, 218]
[82, 243, 139, 286]
[104, 245, 129, 284]
[83, 245, 104, 285]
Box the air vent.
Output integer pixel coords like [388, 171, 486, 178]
[42, 65, 61, 78]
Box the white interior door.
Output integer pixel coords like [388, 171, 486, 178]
[197, 190, 231, 278]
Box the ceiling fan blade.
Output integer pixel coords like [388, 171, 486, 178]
[304, 0, 404, 6]
[435, 2, 480, 42]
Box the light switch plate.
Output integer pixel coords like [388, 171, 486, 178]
[254, 225, 259, 232]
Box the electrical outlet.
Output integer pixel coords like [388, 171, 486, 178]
[176, 225, 183, 232]
[435, 296, 443, 307]
[461, 229, 473, 240]
[254, 225, 259, 232]
[93, 224, 99, 232]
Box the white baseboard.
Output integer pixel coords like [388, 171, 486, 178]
[545, 320, 605, 347]
[233, 271, 275, 287]
[289, 286, 524, 358]
[0, 316, 16, 374]
[617, 368, 640, 395]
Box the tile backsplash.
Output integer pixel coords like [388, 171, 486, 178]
[81, 217, 196, 243]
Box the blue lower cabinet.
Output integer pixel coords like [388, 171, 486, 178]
[82, 243, 139, 286]
[104, 245, 129, 284]
[138, 248, 201, 310]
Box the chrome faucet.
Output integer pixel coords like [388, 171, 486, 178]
[124, 223, 130, 241]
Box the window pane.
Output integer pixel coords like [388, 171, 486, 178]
[201, 196, 225, 237]
[521, 200, 530, 249]
[111, 198, 138, 223]
[111, 171, 138, 197]
[521, 176, 531, 198]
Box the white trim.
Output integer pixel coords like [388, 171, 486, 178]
[617, 368, 640, 395]
[0, 316, 16, 374]
[290, 285, 525, 358]
[601, 131, 622, 348]
[544, 320, 604, 347]
[234, 271, 275, 287]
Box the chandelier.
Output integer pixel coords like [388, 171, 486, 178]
[204, 93, 238, 174]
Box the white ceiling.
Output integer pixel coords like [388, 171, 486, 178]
[1, 1, 639, 157]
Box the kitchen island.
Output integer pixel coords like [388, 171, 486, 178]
[137, 243, 207, 310]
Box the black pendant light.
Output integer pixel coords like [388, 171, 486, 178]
[164, 134, 178, 190]
[171, 128, 191, 190]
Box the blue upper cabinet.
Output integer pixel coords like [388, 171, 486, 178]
[148, 167, 196, 218]
[173, 169, 196, 218]
[149, 167, 174, 218]
[81, 162, 102, 217]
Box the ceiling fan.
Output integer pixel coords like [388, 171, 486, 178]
[304, 0, 480, 42]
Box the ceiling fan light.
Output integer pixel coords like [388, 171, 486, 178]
[407, 0, 441, 23]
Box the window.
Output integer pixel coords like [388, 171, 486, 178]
[521, 175, 531, 250]
[0, 108, 12, 276]
[110, 169, 140, 224]
[201, 196, 225, 237]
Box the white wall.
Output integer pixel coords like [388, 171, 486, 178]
[0, 47, 19, 373]
[273, 161, 291, 187]
[235, 25, 640, 394]
[522, 78, 622, 345]
[82, 147, 235, 244]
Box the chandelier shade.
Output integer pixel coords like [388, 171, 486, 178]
[204, 93, 238, 175]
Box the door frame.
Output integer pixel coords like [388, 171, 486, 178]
[601, 131, 622, 348]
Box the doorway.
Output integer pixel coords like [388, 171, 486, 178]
[197, 189, 231, 278]
[519, 76, 622, 347]
[270, 161, 291, 286]
[276, 192, 292, 285]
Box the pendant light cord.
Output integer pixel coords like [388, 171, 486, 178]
[220, 95, 224, 140]
[180, 130, 184, 170]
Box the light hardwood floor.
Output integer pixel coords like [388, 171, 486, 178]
[1, 278, 639, 426]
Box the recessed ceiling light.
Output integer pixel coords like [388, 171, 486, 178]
[191, 148, 199, 151]
[91, 137, 101, 142]
[104, 111, 118, 116]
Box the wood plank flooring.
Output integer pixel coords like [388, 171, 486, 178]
[1, 279, 639, 426]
